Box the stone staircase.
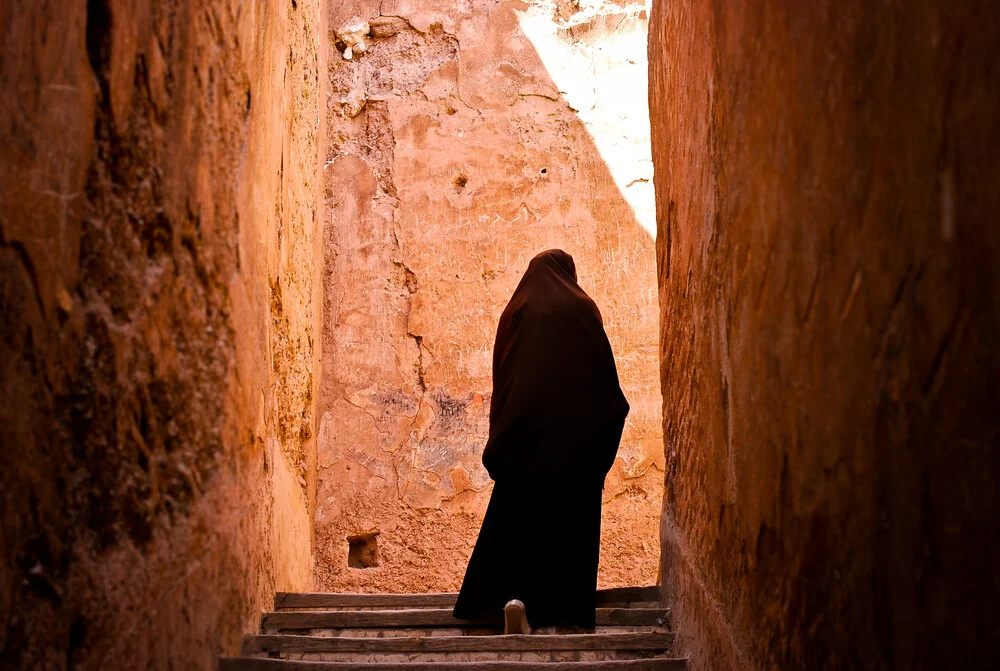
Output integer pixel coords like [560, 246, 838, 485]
[219, 586, 687, 669]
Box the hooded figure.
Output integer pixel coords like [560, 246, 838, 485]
[453, 249, 630, 631]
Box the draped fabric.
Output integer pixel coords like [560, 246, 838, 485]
[453, 249, 630, 628]
[480, 249, 630, 486]
[453, 479, 604, 628]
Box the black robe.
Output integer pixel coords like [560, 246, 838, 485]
[453, 249, 630, 629]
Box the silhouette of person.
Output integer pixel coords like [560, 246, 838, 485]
[453, 249, 630, 633]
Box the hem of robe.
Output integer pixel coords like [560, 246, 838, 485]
[453, 478, 603, 629]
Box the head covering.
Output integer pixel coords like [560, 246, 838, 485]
[481, 249, 630, 486]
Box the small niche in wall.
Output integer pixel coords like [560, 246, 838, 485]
[347, 531, 380, 568]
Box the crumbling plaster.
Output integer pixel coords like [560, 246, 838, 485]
[316, 0, 663, 592]
[0, 1, 327, 667]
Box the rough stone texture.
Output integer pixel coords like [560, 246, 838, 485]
[649, 1, 999, 669]
[316, 0, 663, 593]
[0, 1, 326, 668]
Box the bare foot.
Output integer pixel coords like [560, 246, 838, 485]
[503, 599, 532, 635]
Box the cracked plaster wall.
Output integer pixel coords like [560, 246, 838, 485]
[316, 0, 663, 592]
[1, 1, 326, 667]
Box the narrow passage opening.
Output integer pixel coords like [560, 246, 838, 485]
[315, 0, 662, 594]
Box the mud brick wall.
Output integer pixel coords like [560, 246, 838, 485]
[316, 0, 664, 592]
[648, 1, 999, 668]
[0, 2, 327, 667]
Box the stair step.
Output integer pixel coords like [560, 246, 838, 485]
[275, 587, 661, 611]
[224, 589, 679, 669]
[243, 632, 676, 655]
[261, 608, 670, 633]
[220, 658, 688, 670]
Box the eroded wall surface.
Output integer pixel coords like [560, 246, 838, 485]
[0, 1, 326, 667]
[317, 0, 663, 592]
[649, 1, 999, 668]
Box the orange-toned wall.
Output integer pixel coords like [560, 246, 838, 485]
[316, 0, 664, 592]
[649, 1, 999, 668]
[0, 2, 326, 667]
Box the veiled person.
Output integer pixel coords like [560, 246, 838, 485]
[453, 249, 630, 633]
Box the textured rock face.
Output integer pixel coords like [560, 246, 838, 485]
[649, 1, 999, 669]
[0, 1, 326, 668]
[316, 0, 663, 592]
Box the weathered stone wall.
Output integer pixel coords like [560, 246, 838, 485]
[316, 0, 663, 592]
[649, 1, 999, 668]
[0, 1, 326, 667]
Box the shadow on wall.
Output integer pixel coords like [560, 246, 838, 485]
[650, 0, 1000, 669]
[316, 0, 664, 594]
[0, 1, 326, 667]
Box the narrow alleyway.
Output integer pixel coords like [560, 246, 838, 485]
[1, 1, 996, 670]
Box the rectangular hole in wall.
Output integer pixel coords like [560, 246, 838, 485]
[347, 531, 380, 568]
